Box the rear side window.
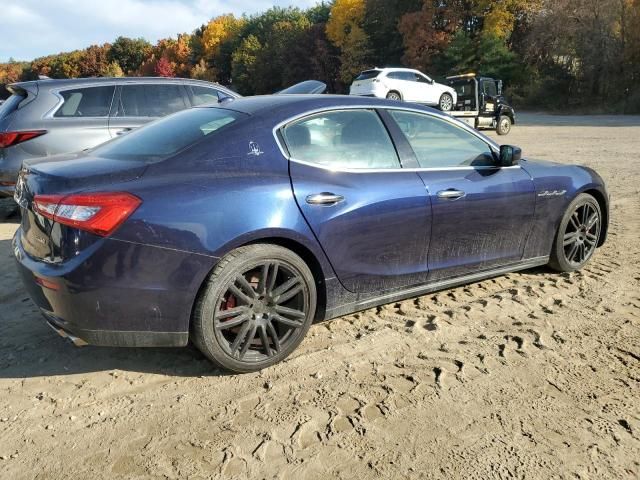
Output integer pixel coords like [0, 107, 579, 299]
[116, 84, 188, 118]
[92, 107, 245, 162]
[54, 86, 115, 118]
[389, 110, 495, 168]
[388, 72, 414, 81]
[0, 93, 26, 119]
[190, 86, 221, 106]
[355, 70, 381, 81]
[282, 110, 400, 170]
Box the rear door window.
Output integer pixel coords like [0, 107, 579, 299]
[0, 93, 26, 119]
[282, 109, 401, 170]
[116, 84, 188, 118]
[53, 86, 115, 117]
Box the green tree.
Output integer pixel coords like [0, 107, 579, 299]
[363, 0, 422, 66]
[231, 35, 262, 94]
[108, 36, 152, 74]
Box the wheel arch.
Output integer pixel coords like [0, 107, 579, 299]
[387, 89, 402, 100]
[581, 188, 609, 247]
[189, 232, 331, 334]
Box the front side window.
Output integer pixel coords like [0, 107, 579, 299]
[54, 86, 115, 118]
[92, 107, 245, 162]
[482, 81, 498, 97]
[282, 110, 400, 170]
[117, 84, 187, 118]
[191, 86, 221, 106]
[389, 110, 496, 168]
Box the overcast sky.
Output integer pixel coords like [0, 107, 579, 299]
[1, 0, 319, 62]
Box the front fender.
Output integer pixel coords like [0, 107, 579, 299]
[520, 160, 609, 258]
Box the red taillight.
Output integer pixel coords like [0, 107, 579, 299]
[0, 130, 46, 148]
[33, 192, 141, 237]
[34, 275, 60, 291]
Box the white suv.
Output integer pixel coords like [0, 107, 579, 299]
[349, 68, 457, 111]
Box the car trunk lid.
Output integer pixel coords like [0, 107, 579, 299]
[16, 153, 147, 262]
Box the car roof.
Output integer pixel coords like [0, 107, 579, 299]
[202, 94, 439, 118]
[9, 76, 234, 93]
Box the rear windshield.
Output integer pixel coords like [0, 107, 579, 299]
[91, 107, 246, 162]
[355, 70, 381, 81]
[0, 93, 26, 120]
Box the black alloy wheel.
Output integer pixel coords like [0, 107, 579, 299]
[192, 244, 316, 373]
[550, 193, 602, 272]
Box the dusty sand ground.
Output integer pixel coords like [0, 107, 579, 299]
[0, 114, 638, 479]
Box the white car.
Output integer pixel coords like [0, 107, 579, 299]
[349, 68, 457, 111]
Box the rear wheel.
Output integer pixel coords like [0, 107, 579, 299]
[386, 91, 402, 101]
[192, 244, 316, 373]
[549, 194, 602, 272]
[438, 93, 454, 112]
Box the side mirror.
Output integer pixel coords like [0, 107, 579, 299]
[497, 80, 503, 96]
[499, 145, 522, 166]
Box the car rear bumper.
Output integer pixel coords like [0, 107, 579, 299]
[13, 227, 212, 348]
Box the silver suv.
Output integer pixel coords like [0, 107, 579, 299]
[0, 77, 238, 198]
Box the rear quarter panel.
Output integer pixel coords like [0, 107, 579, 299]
[107, 117, 338, 317]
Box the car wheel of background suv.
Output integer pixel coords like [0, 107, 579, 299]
[192, 244, 317, 373]
[386, 91, 402, 101]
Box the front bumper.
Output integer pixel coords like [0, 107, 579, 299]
[12, 227, 210, 348]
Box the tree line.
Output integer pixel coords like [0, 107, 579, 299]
[1, 0, 639, 112]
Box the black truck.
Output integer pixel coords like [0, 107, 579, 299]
[446, 73, 516, 135]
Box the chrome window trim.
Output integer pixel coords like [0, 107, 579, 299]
[271, 104, 516, 174]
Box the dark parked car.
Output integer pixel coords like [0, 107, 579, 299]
[0, 77, 238, 199]
[13, 95, 609, 373]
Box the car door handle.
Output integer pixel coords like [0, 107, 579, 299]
[436, 189, 466, 200]
[115, 128, 132, 136]
[306, 193, 344, 206]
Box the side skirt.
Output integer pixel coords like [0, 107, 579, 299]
[325, 256, 549, 320]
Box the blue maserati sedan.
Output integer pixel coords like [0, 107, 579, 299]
[13, 95, 608, 372]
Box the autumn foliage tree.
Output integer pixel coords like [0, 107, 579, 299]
[326, 0, 371, 84]
[1, 0, 639, 111]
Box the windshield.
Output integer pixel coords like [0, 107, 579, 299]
[92, 107, 246, 162]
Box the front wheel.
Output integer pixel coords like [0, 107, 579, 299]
[192, 244, 316, 373]
[549, 194, 602, 272]
[496, 115, 512, 135]
[438, 93, 454, 112]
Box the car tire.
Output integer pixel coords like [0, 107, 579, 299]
[549, 193, 602, 272]
[496, 115, 512, 135]
[438, 93, 454, 112]
[192, 244, 317, 373]
[386, 91, 402, 101]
